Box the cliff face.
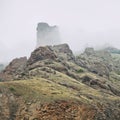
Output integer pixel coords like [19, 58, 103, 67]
[36, 22, 61, 47]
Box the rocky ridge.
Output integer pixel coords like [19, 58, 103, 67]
[0, 44, 120, 120]
[0, 57, 27, 81]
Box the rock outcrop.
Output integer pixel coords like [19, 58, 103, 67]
[0, 44, 120, 120]
[27, 46, 57, 65]
[0, 44, 76, 81]
[26, 44, 76, 79]
[0, 57, 27, 81]
[36, 22, 61, 47]
[76, 48, 113, 77]
[0, 21, 120, 119]
[51, 44, 75, 62]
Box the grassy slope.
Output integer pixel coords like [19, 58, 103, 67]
[0, 61, 120, 119]
[0, 71, 119, 105]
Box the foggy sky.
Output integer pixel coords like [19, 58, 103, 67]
[1, 0, 120, 63]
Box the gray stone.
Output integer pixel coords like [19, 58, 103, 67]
[36, 22, 61, 47]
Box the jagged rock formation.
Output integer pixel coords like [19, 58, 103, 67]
[76, 47, 113, 77]
[0, 44, 120, 120]
[0, 21, 120, 119]
[27, 44, 76, 78]
[36, 22, 61, 47]
[76, 47, 120, 79]
[51, 44, 75, 62]
[0, 57, 27, 81]
[27, 46, 57, 65]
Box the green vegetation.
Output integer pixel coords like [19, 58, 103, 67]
[9, 87, 16, 92]
[77, 69, 84, 73]
[0, 72, 119, 105]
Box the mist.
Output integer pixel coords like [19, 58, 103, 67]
[1, 0, 120, 63]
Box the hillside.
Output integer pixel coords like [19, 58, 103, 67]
[0, 44, 120, 120]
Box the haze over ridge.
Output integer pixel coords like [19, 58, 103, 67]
[0, 0, 120, 62]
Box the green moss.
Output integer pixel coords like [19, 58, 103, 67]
[9, 87, 16, 92]
[77, 69, 84, 73]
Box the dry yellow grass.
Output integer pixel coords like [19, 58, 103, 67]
[0, 71, 119, 105]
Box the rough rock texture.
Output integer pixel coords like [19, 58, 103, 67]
[76, 48, 113, 77]
[0, 78, 120, 120]
[0, 20, 120, 119]
[0, 44, 120, 120]
[27, 46, 57, 65]
[76, 47, 120, 77]
[52, 44, 75, 62]
[0, 57, 27, 81]
[27, 44, 75, 76]
[0, 44, 75, 81]
[36, 22, 61, 47]
[84, 47, 95, 56]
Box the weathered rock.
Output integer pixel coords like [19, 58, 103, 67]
[0, 57, 27, 81]
[27, 46, 57, 65]
[84, 47, 95, 56]
[52, 43, 75, 62]
[36, 22, 61, 47]
[76, 48, 113, 77]
[0, 21, 120, 120]
[81, 75, 109, 90]
[4, 57, 27, 74]
[0, 43, 76, 81]
[108, 85, 120, 96]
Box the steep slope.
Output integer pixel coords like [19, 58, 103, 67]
[0, 75, 120, 120]
[0, 44, 120, 120]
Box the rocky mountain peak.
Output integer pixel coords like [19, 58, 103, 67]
[37, 22, 50, 31]
[0, 22, 120, 120]
[36, 22, 61, 47]
[52, 44, 75, 61]
[27, 46, 57, 65]
[84, 47, 95, 56]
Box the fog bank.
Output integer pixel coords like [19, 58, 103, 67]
[0, 0, 120, 62]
